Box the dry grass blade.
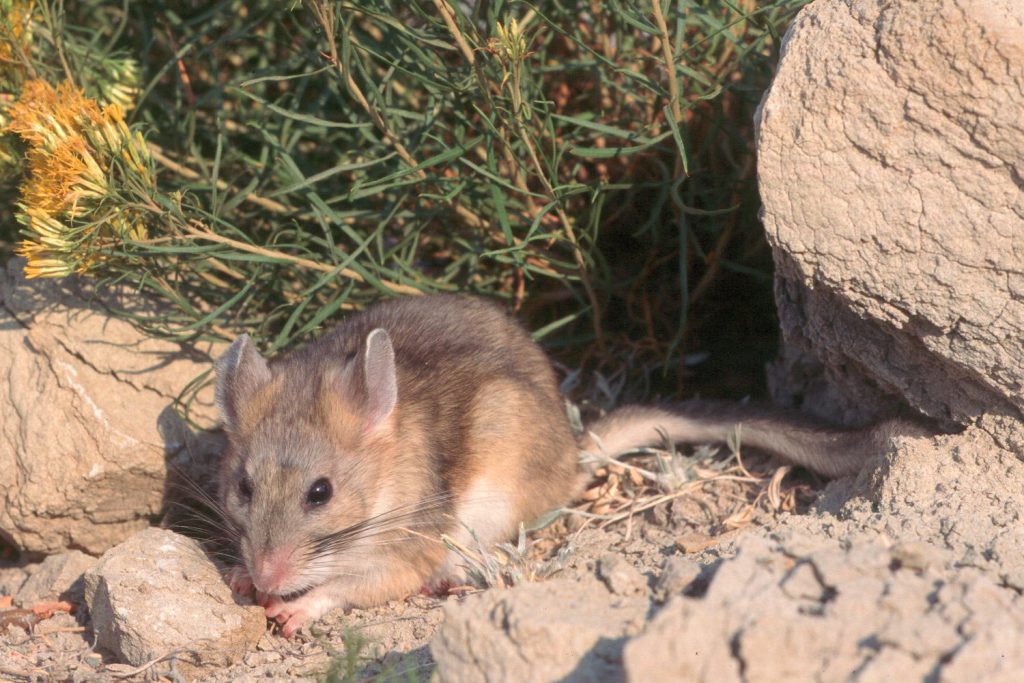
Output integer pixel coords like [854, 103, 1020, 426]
[442, 524, 573, 591]
[571, 437, 810, 537]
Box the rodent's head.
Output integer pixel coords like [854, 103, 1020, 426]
[213, 328, 398, 597]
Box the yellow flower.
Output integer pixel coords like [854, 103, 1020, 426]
[20, 206, 74, 247]
[14, 228, 86, 276]
[492, 18, 532, 120]
[6, 79, 154, 278]
[22, 261, 74, 277]
[7, 80, 103, 149]
[22, 135, 108, 213]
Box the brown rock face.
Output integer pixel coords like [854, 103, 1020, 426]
[0, 259, 220, 555]
[756, 0, 1024, 428]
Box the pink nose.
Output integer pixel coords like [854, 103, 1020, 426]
[251, 547, 296, 594]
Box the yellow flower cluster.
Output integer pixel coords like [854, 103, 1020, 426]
[7, 80, 153, 278]
[492, 18, 533, 121]
[0, 0, 140, 181]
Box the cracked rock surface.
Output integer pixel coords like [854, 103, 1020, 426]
[756, 0, 1024, 428]
[427, 4, 1024, 678]
[623, 533, 1024, 683]
[0, 259, 221, 555]
[83, 528, 264, 673]
[431, 576, 649, 682]
[430, 425, 1024, 683]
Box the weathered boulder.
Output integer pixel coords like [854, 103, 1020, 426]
[756, 0, 1024, 429]
[0, 259, 221, 555]
[83, 528, 264, 672]
[849, 420, 1024, 591]
[623, 532, 1024, 683]
[431, 577, 649, 682]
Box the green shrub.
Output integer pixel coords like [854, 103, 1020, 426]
[1, 0, 807, 409]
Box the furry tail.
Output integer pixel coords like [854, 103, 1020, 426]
[580, 401, 926, 478]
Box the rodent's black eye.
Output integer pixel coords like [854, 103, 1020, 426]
[238, 475, 253, 502]
[306, 477, 333, 507]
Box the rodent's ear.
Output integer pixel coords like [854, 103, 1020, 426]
[214, 333, 271, 431]
[361, 328, 397, 431]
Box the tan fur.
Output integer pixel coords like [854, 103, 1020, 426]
[215, 295, 580, 635]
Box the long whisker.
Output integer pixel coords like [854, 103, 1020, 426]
[164, 501, 240, 537]
[162, 471, 245, 567]
[305, 491, 459, 558]
[165, 471, 222, 507]
[282, 489, 532, 596]
[304, 490, 520, 559]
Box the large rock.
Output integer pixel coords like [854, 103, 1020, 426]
[83, 528, 265, 672]
[0, 259, 221, 555]
[426, 423, 1024, 682]
[848, 420, 1024, 591]
[756, 0, 1024, 428]
[431, 577, 649, 682]
[623, 533, 1024, 683]
[621, 422, 1024, 683]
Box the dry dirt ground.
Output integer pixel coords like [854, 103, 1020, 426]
[0, 443, 795, 681]
[2, 421, 1023, 682]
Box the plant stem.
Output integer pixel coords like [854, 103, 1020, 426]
[148, 143, 290, 215]
[181, 222, 422, 296]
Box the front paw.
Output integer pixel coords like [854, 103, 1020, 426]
[262, 590, 340, 638]
[263, 595, 311, 637]
[225, 565, 254, 597]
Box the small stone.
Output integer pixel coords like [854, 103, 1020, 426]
[675, 531, 717, 554]
[83, 528, 264, 674]
[14, 550, 96, 607]
[597, 555, 649, 596]
[654, 556, 701, 601]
